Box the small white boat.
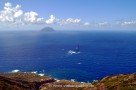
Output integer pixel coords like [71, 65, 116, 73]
[67, 44, 80, 55]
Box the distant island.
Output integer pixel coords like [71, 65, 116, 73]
[41, 27, 55, 32]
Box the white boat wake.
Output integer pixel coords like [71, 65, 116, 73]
[67, 44, 81, 55]
[67, 50, 80, 55]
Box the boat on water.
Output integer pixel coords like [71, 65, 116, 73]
[68, 44, 80, 55]
[75, 44, 80, 53]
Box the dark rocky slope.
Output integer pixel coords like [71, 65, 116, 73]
[0, 73, 136, 90]
[0, 73, 55, 90]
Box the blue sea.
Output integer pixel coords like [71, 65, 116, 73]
[0, 30, 136, 82]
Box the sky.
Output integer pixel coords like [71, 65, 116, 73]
[0, 0, 136, 30]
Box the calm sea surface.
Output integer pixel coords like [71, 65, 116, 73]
[0, 30, 136, 82]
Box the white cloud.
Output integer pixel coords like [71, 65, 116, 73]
[1, 2, 82, 26]
[98, 22, 108, 26]
[66, 18, 81, 23]
[0, 2, 136, 30]
[59, 18, 81, 25]
[5, 2, 12, 7]
[0, 2, 48, 26]
[0, 3, 39, 24]
[121, 21, 136, 26]
[65, 18, 81, 24]
[114, 20, 136, 29]
[46, 15, 56, 24]
[0, 2, 24, 25]
[83, 22, 110, 28]
[14, 10, 23, 18]
[0, 3, 13, 22]
[84, 22, 90, 26]
[24, 11, 38, 23]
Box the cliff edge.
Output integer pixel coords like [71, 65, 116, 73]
[0, 73, 136, 90]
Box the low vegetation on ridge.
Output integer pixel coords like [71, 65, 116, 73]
[0, 72, 136, 90]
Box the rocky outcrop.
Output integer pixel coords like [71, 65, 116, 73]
[40, 80, 93, 90]
[0, 73, 55, 90]
[0, 73, 136, 90]
[95, 73, 136, 90]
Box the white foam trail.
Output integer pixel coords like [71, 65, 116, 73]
[31, 71, 37, 74]
[71, 79, 75, 82]
[55, 78, 60, 82]
[77, 62, 82, 65]
[68, 50, 76, 55]
[38, 73, 44, 76]
[81, 82, 85, 83]
[11, 69, 20, 73]
[67, 50, 81, 55]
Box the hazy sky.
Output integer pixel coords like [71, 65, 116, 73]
[0, 0, 136, 30]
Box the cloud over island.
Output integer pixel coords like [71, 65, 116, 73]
[0, 2, 136, 30]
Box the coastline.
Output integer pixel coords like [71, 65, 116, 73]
[0, 72, 136, 90]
